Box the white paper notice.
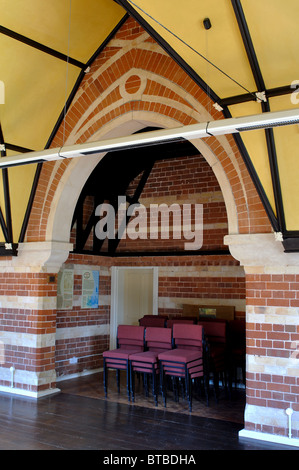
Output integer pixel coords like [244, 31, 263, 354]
[57, 269, 74, 309]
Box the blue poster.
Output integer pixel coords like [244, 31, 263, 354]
[82, 270, 99, 308]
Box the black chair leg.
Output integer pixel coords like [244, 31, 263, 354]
[152, 367, 158, 406]
[126, 361, 131, 402]
[116, 370, 120, 393]
[205, 375, 209, 406]
[213, 371, 219, 403]
[187, 375, 192, 412]
[103, 359, 108, 398]
[144, 374, 149, 397]
[172, 376, 179, 402]
[180, 377, 186, 399]
[160, 367, 167, 407]
[130, 363, 135, 403]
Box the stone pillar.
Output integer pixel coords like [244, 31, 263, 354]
[0, 241, 72, 398]
[225, 234, 299, 447]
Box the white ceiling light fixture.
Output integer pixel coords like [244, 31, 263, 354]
[1, 108, 299, 169]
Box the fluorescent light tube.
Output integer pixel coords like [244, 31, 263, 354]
[0, 108, 298, 169]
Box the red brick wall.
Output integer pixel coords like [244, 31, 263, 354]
[57, 126, 245, 377]
[159, 273, 245, 301]
[0, 16, 296, 443]
[246, 273, 299, 308]
[62, 132, 241, 376]
[83, 153, 228, 253]
[0, 272, 57, 299]
[55, 272, 110, 377]
[245, 272, 299, 437]
[25, 17, 271, 243]
[48, 16, 252, 378]
[0, 272, 57, 392]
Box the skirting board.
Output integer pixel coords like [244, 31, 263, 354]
[239, 429, 299, 448]
[0, 385, 61, 399]
[0, 369, 103, 397]
[56, 367, 102, 382]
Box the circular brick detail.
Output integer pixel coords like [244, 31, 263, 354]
[125, 75, 141, 94]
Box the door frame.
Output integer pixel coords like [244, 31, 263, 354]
[110, 266, 159, 349]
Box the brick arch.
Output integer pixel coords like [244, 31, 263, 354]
[25, 17, 271, 244]
[48, 114, 241, 244]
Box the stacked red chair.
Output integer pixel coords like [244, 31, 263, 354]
[129, 327, 173, 406]
[139, 316, 167, 327]
[197, 319, 229, 400]
[158, 324, 209, 411]
[227, 319, 246, 388]
[103, 325, 145, 401]
[166, 318, 196, 328]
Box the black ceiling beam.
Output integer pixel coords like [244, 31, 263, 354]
[72, 137, 201, 255]
[220, 84, 296, 107]
[1, 15, 88, 245]
[44, 14, 129, 152]
[231, 0, 286, 235]
[0, 25, 85, 69]
[77, 207, 99, 252]
[18, 162, 42, 243]
[0, 199, 9, 243]
[115, 0, 220, 103]
[72, 159, 156, 255]
[5, 143, 34, 154]
[71, 248, 231, 257]
[231, 0, 264, 91]
[17, 14, 129, 246]
[108, 161, 155, 255]
[0, 243, 18, 256]
[282, 237, 299, 253]
[116, 0, 279, 234]
[0, 123, 13, 243]
[222, 114, 279, 232]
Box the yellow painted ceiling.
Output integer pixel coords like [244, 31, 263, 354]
[0, 0, 298, 248]
[0, 0, 126, 245]
[127, 0, 299, 237]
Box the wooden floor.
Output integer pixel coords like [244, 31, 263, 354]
[0, 372, 295, 452]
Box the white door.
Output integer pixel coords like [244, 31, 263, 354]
[110, 267, 158, 348]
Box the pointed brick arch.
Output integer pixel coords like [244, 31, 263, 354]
[3, 18, 297, 446]
[25, 17, 271, 244]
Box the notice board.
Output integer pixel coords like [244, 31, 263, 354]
[81, 270, 99, 308]
[57, 269, 74, 309]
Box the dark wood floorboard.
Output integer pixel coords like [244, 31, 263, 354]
[61, 372, 247, 423]
[0, 373, 296, 452]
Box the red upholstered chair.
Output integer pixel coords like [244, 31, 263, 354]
[197, 319, 229, 399]
[227, 319, 246, 388]
[139, 316, 167, 327]
[129, 327, 173, 406]
[103, 325, 145, 401]
[174, 315, 198, 323]
[158, 324, 209, 411]
[166, 318, 196, 328]
[140, 314, 168, 319]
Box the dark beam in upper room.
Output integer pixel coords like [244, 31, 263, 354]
[219, 84, 297, 107]
[231, 0, 286, 236]
[5, 143, 33, 154]
[0, 25, 85, 69]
